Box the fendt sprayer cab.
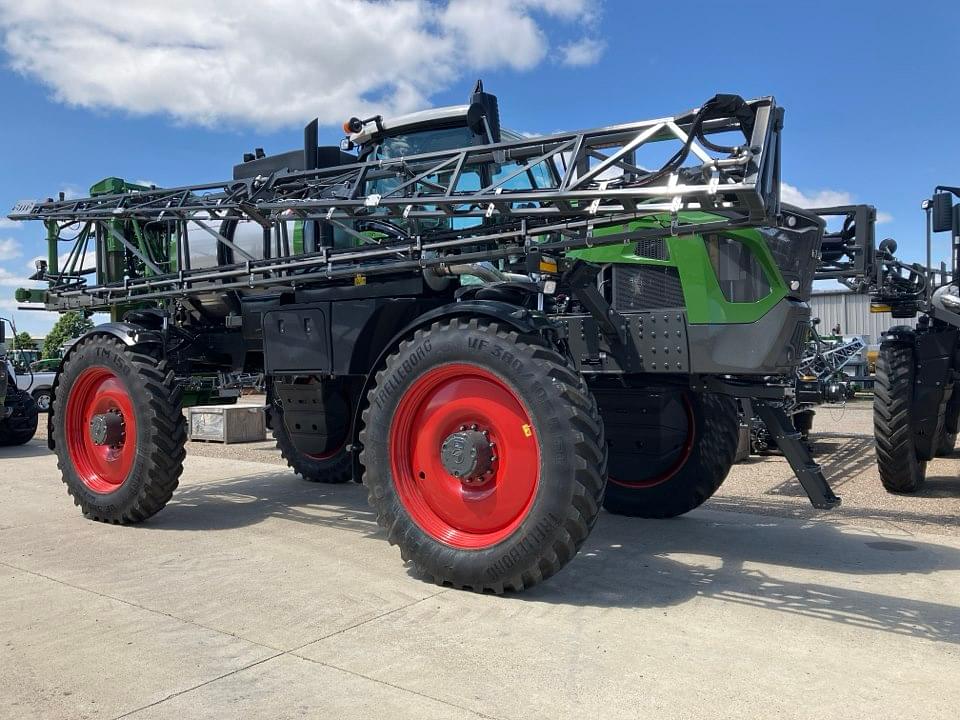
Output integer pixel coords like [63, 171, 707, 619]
[8, 82, 836, 593]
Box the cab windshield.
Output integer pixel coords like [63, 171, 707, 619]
[362, 123, 560, 237]
[370, 125, 558, 190]
[376, 126, 476, 159]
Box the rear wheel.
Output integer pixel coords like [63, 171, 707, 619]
[52, 335, 186, 523]
[360, 318, 606, 593]
[0, 389, 39, 446]
[874, 341, 926, 493]
[599, 390, 739, 518]
[273, 419, 353, 483]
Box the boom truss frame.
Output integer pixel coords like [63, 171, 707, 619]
[8, 96, 782, 312]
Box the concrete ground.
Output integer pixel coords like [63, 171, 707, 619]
[2, 401, 959, 719]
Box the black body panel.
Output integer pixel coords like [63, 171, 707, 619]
[564, 298, 808, 377]
[262, 297, 445, 376]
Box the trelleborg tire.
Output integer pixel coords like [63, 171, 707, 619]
[52, 335, 186, 523]
[360, 318, 606, 593]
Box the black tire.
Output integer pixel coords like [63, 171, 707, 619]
[52, 335, 186, 523]
[360, 318, 606, 593]
[874, 341, 925, 493]
[0, 390, 39, 446]
[601, 391, 739, 518]
[272, 409, 353, 483]
[32, 387, 52, 412]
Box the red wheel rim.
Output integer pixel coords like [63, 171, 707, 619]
[609, 395, 695, 489]
[389, 363, 540, 549]
[65, 367, 138, 493]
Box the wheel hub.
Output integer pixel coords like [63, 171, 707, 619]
[89, 410, 125, 447]
[440, 425, 495, 484]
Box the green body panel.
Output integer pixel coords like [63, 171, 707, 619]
[90, 177, 151, 196]
[569, 213, 788, 325]
[14, 288, 44, 303]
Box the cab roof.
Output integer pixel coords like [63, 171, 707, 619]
[349, 104, 470, 145]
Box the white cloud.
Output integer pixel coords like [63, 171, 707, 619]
[781, 183, 853, 209]
[0, 0, 596, 130]
[0, 266, 30, 287]
[559, 37, 606, 66]
[0, 219, 23, 230]
[28, 250, 97, 274]
[0, 237, 22, 261]
[523, 0, 594, 19]
[782, 183, 895, 226]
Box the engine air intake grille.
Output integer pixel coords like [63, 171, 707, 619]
[612, 265, 685, 311]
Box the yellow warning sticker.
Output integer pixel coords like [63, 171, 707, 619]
[522, 424, 532, 437]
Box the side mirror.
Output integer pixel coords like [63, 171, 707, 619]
[879, 238, 898, 255]
[466, 80, 500, 143]
[811, 317, 821, 326]
[932, 192, 953, 232]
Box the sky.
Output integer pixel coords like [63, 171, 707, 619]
[0, 0, 958, 335]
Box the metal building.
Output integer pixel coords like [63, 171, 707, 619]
[809, 290, 914, 344]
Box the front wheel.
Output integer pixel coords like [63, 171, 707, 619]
[599, 390, 739, 518]
[52, 335, 186, 523]
[874, 341, 926, 493]
[360, 319, 606, 593]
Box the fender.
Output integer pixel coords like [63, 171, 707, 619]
[46, 322, 164, 450]
[346, 300, 557, 477]
[880, 325, 915, 344]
